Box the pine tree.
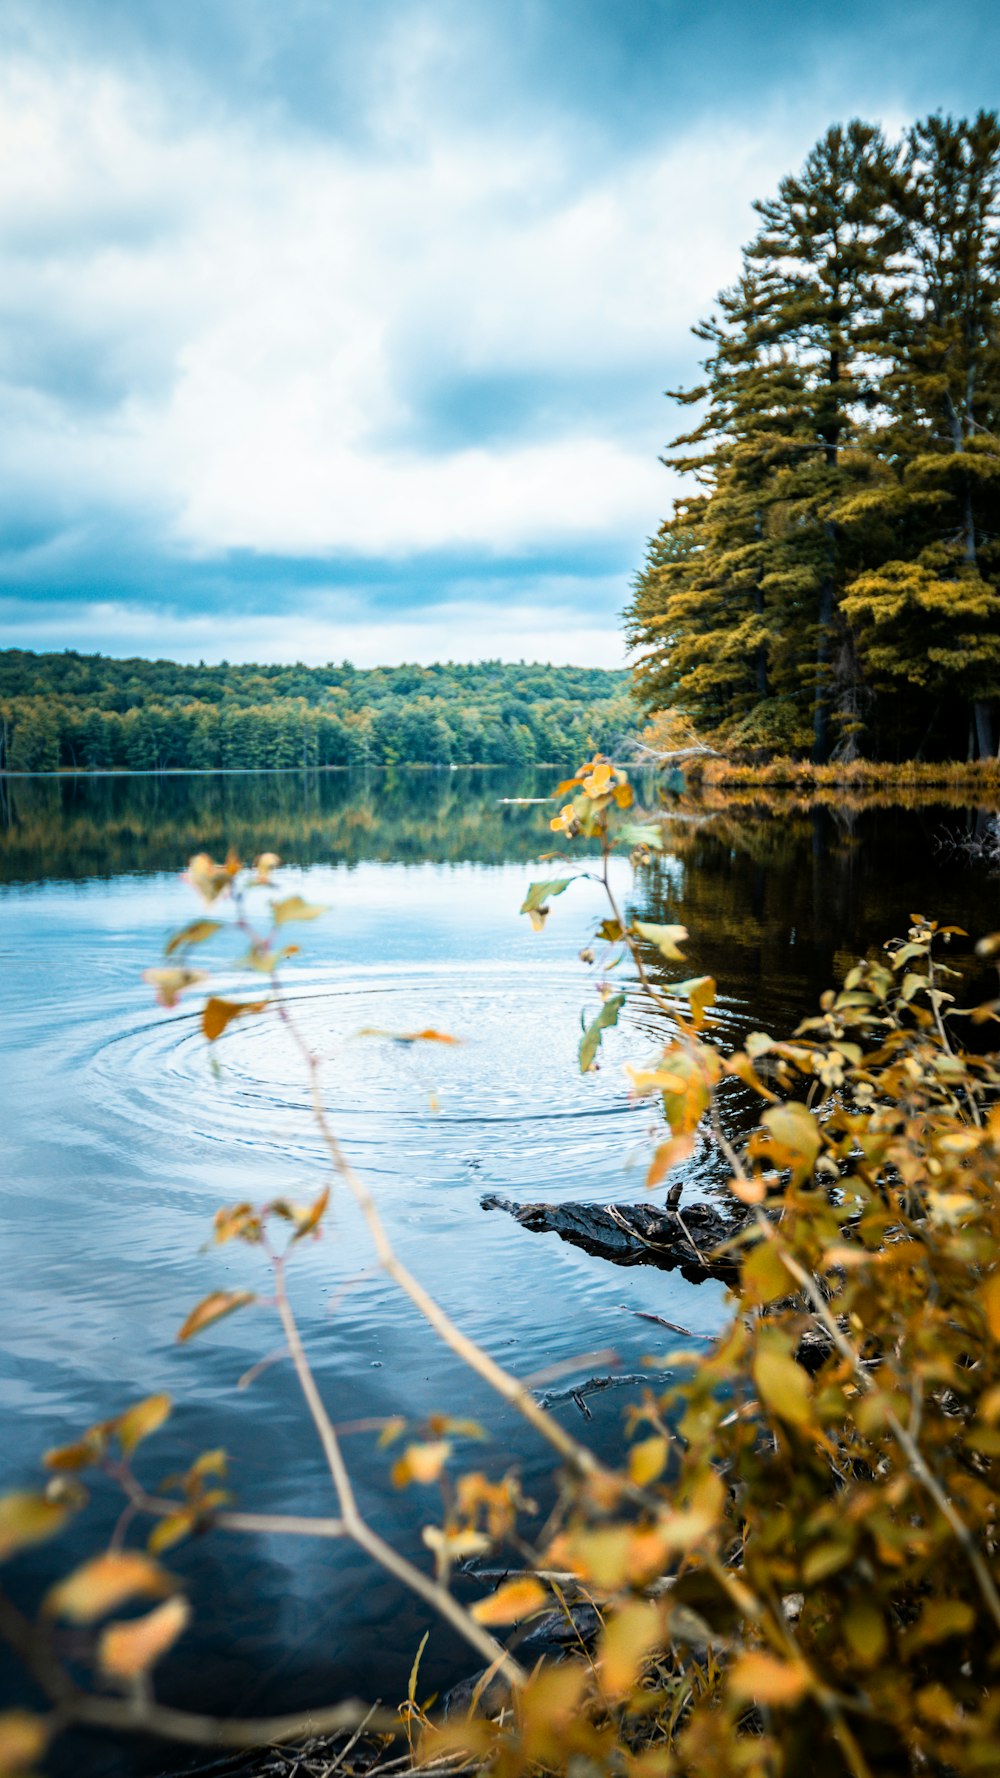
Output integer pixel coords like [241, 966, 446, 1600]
[630, 123, 902, 758]
[841, 113, 1000, 757]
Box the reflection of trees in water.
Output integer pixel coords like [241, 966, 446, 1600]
[630, 802, 994, 1028]
[0, 768, 587, 884]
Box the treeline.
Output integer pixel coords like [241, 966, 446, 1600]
[628, 113, 1000, 762]
[0, 652, 637, 773]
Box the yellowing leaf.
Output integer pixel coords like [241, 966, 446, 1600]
[843, 1598, 887, 1665]
[44, 1430, 107, 1472]
[271, 895, 327, 926]
[753, 1336, 813, 1429]
[44, 1551, 171, 1623]
[599, 1600, 663, 1698]
[0, 1492, 73, 1562]
[144, 967, 208, 1009]
[982, 1272, 1000, 1340]
[202, 997, 269, 1042]
[391, 1441, 452, 1487]
[164, 919, 222, 958]
[0, 1710, 49, 1775]
[741, 1241, 793, 1307]
[520, 879, 575, 921]
[212, 1203, 262, 1245]
[115, 1394, 171, 1456]
[148, 1511, 196, 1555]
[728, 1651, 810, 1707]
[645, 1135, 695, 1187]
[628, 1435, 668, 1486]
[356, 1027, 460, 1045]
[470, 1577, 547, 1625]
[760, 1101, 822, 1181]
[290, 1185, 330, 1242]
[633, 920, 689, 962]
[903, 1598, 975, 1651]
[671, 975, 716, 1028]
[99, 1595, 191, 1680]
[177, 1290, 256, 1343]
[186, 853, 238, 903]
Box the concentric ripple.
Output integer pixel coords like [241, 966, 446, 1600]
[88, 961, 750, 1199]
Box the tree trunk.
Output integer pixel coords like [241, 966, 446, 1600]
[973, 699, 994, 760]
[812, 569, 835, 763]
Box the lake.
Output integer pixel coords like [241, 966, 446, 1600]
[1, 767, 997, 1775]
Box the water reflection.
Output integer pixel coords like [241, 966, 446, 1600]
[1, 769, 998, 1778]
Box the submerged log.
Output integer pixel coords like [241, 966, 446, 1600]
[481, 1193, 740, 1282]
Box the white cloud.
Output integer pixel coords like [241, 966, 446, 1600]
[0, 593, 631, 668]
[0, 55, 820, 566]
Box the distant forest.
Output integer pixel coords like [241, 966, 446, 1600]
[0, 651, 638, 773]
[628, 113, 1000, 763]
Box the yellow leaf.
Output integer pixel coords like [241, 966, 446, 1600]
[290, 1185, 330, 1242]
[0, 1492, 73, 1562]
[671, 975, 716, 1028]
[99, 1596, 191, 1679]
[391, 1441, 452, 1487]
[728, 1650, 810, 1707]
[753, 1337, 813, 1429]
[760, 1102, 821, 1181]
[212, 1203, 262, 1245]
[741, 1241, 793, 1307]
[645, 1136, 694, 1187]
[632, 921, 689, 962]
[982, 1272, 1000, 1340]
[164, 919, 222, 957]
[44, 1551, 172, 1623]
[185, 853, 237, 903]
[843, 1598, 887, 1665]
[115, 1394, 172, 1456]
[519, 1662, 589, 1766]
[202, 997, 268, 1042]
[903, 1598, 975, 1651]
[271, 895, 327, 926]
[599, 1600, 663, 1698]
[356, 1027, 461, 1045]
[629, 1436, 668, 1486]
[470, 1577, 547, 1625]
[44, 1430, 107, 1472]
[0, 1710, 48, 1775]
[177, 1290, 256, 1343]
[148, 1511, 196, 1555]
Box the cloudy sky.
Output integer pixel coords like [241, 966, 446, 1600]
[1, 0, 997, 668]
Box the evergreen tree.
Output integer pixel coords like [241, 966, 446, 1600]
[841, 113, 1000, 757]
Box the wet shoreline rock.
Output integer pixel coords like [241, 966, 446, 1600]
[481, 1193, 741, 1282]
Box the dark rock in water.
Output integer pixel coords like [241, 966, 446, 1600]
[481, 1194, 740, 1282]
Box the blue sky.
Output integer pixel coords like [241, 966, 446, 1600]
[1, 0, 998, 667]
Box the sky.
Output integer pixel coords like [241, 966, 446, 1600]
[1, 0, 999, 669]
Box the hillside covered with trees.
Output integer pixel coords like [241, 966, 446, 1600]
[0, 652, 637, 772]
[627, 111, 1000, 763]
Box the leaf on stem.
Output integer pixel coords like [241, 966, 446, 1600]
[202, 997, 269, 1041]
[579, 992, 626, 1073]
[177, 1290, 256, 1343]
[99, 1596, 191, 1680]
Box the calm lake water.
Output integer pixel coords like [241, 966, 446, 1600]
[1, 768, 997, 1776]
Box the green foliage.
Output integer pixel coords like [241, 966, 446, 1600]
[0, 652, 638, 774]
[628, 111, 1000, 763]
